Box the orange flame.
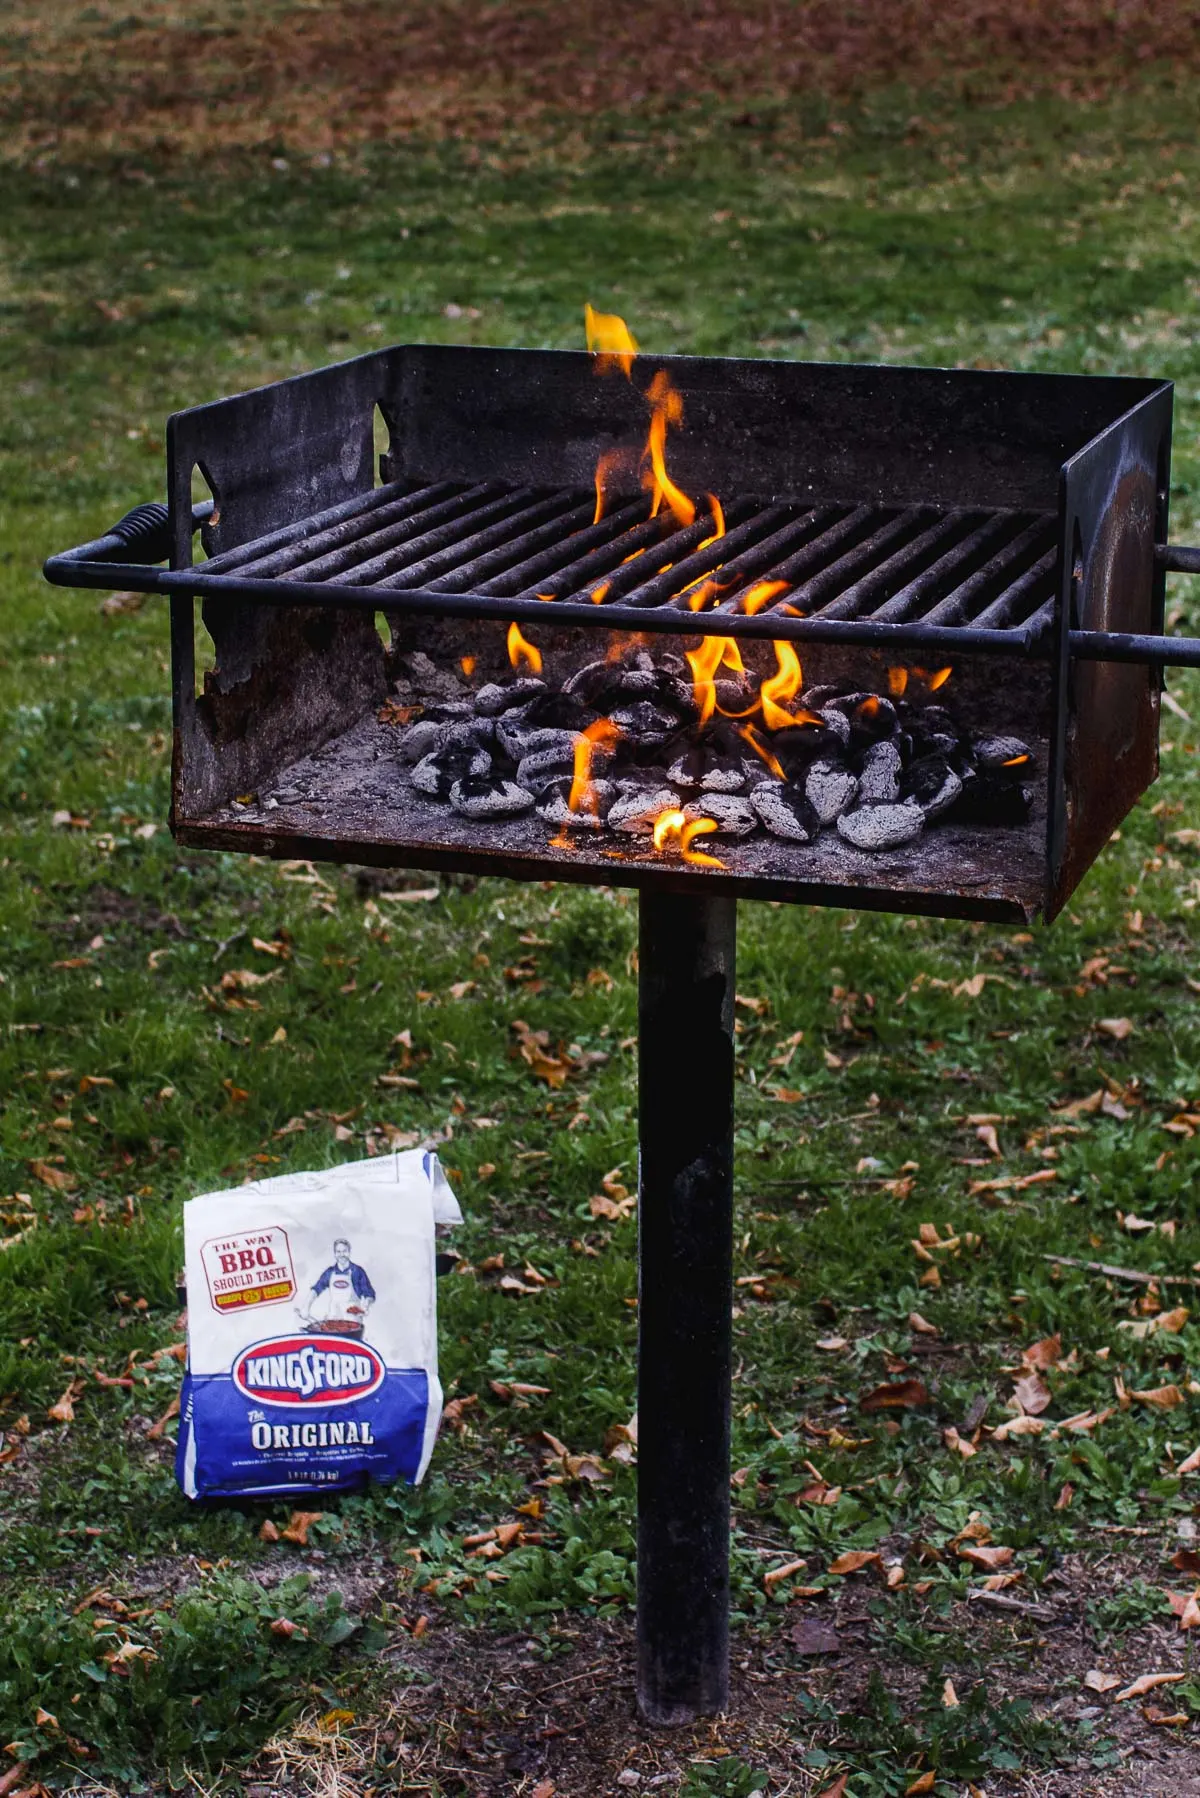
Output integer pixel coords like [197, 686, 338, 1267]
[591, 581, 611, 605]
[643, 370, 696, 528]
[585, 302, 638, 378]
[736, 722, 785, 780]
[686, 634, 745, 726]
[741, 580, 788, 617]
[1002, 753, 1030, 767]
[686, 578, 720, 613]
[507, 622, 542, 673]
[759, 640, 804, 732]
[593, 446, 628, 524]
[697, 493, 726, 553]
[887, 666, 908, 697]
[928, 665, 952, 691]
[604, 630, 650, 663]
[858, 695, 882, 721]
[650, 809, 725, 868]
[460, 655, 476, 678]
[569, 717, 622, 814]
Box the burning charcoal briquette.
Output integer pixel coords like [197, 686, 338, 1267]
[607, 788, 681, 834]
[817, 708, 851, 748]
[517, 742, 581, 794]
[904, 756, 964, 820]
[805, 759, 859, 825]
[857, 739, 902, 805]
[684, 794, 757, 837]
[497, 718, 578, 760]
[666, 746, 747, 793]
[972, 735, 1032, 770]
[837, 802, 924, 851]
[473, 678, 546, 716]
[750, 783, 817, 842]
[951, 769, 1035, 827]
[609, 701, 682, 741]
[449, 777, 535, 820]
[536, 780, 616, 830]
[410, 745, 492, 799]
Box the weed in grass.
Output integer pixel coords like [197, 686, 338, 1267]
[679, 1757, 769, 1797]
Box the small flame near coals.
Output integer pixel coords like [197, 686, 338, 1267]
[507, 622, 542, 673]
[651, 809, 724, 867]
[740, 579, 789, 617]
[686, 634, 746, 727]
[890, 664, 953, 696]
[736, 722, 786, 781]
[460, 655, 476, 678]
[569, 717, 622, 816]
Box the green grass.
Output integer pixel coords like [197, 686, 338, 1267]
[2, 65, 1200, 1792]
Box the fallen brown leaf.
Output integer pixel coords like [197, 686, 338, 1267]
[763, 1557, 808, 1590]
[1131, 1384, 1184, 1409]
[1171, 1548, 1200, 1577]
[145, 1394, 180, 1440]
[47, 1384, 77, 1424]
[828, 1550, 882, 1577]
[1012, 1371, 1052, 1416]
[1083, 1669, 1121, 1694]
[909, 1312, 939, 1336]
[29, 1160, 76, 1193]
[958, 1544, 1015, 1571]
[906, 1773, 936, 1796]
[1022, 1333, 1062, 1370]
[859, 1379, 929, 1413]
[280, 1510, 324, 1546]
[1179, 1444, 1200, 1475]
[1114, 1671, 1185, 1702]
[259, 1519, 280, 1542]
[1097, 1017, 1134, 1041]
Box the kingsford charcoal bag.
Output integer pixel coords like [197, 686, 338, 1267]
[177, 1150, 460, 1500]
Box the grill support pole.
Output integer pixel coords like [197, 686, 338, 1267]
[636, 891, 736, 1724]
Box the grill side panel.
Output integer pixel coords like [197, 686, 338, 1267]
[167, 353, 394, 818]
[1045, 387, 1173, 920]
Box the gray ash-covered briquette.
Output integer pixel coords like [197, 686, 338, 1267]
[381, 645, 1039, 859]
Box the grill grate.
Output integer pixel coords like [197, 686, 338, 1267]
[198, 478, 1059, 646]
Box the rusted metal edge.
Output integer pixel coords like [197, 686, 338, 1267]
[172, 816, 1040, 924]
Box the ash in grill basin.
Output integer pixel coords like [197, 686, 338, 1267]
[380, 646, 1033, 857]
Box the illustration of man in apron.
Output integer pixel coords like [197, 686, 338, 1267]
[298, 1238, 376, 1337]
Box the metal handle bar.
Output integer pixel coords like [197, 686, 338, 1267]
[41, 507, 1200, 668]
[42, 499, 213, 581]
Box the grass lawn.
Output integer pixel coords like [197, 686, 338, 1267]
[2, 6, 1200, 1792]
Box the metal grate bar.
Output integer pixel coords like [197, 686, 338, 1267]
[420, 496, 601, 593]
[805, 511, 988, 623]
[776, 510, 930, 617]
[482, 497, 652, 597]
[282, 484, 514, 583]
[867, 513, 1027, 624]
[971, 548, 1057, 629]
[616, 505, 800, 609]
[510, 504, 687, 602]
[376, 491, 581, 591]
[555, 502, 759, 606]
[198, 478, 444, 575]
[918, 519, 1056, 629]
[660, 507, 854, 614]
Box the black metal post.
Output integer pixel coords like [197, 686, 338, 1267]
[636, 890, 737, 1724]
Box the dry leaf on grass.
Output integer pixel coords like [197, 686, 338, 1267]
[1012, 1371, 1052, 1416]
[958, 1544, 1015, 1571]
[828, 1550, 882, 1577]
[145, 1394, 180, 1439]
[29, 1160, 76, 1193]
[1131, 1384, 1184, 1409]
[1022, 1333, 1062, 1369]
[1084, 1670, 1121, 1693]
[47, 1383, 79, 1424]
[906, 1773, 936, 1795]
[943, 1426, 977, 1458]
[763, 1558, 808, 1590]
[860, 1379, 929, 1413]
[1179, 1444, 1200, 1475]
[280, 1510, 324, 1546]
[1114, 1671, 1185, 1702]
[909, 1312, 939, 1336]
[1097, 1017, 1134, 1040]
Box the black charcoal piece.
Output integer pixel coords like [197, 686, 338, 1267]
[474, 678, 546, 716]
[973, 735, 1032, 770]
[562, 660, 612, 703]
[801, 683, 855, 709]
[610, 702, 682, 739]
[449, 777, 535, 819]
[858, 740, 902, 805]
[410, 753, 450, 798]
[497, 719, 578, 760]
[607, 788, 681, 834]
[713, 677, 753, 714]
[440, 717, 497, 750]
[951, 771, 1035, 827]
[818, 708, 851, 748]
[805, 759, 859, 825]
[904, 755, 964, 820]
[536, 780, 616, 829]
[837, 802, 924, 851]
[847, 695, 899, 746]
[396, 719, 444, 765]
[684, 794, 757, 837]
[750, 783, 816, 842]
[517, 742, 581, 792]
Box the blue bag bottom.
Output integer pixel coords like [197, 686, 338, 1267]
[176, 1367, 430, 1498]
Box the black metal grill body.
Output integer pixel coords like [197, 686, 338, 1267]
[46, 346, 1184, 920]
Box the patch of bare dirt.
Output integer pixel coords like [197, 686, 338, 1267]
[3, 0, 1199, 166]
[243, 1543, 1199, 1797]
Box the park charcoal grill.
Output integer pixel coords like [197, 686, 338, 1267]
[44, 343, 1200, 1724]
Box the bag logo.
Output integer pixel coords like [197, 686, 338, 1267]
[232, 1335, 385, 1407]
